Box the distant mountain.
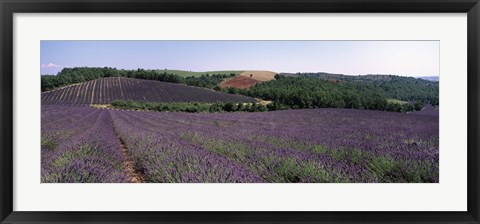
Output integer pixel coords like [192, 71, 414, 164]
[417, 76, 439, 82]
[279, 72, 438, 83]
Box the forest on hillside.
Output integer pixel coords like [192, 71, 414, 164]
[283, 73, 439, 101]
[223, 75, 438, 112]
[42, 67, 439, 113]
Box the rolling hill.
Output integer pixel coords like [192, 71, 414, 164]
[41, 67, 243, 92]
[280, 72, 439, 84]
[417, 76, 439, 82]
[41, 77, 256, 105]
[276, 72, 439, 102]
[220, 70, 277, 89]
[156, 70, 243, 78]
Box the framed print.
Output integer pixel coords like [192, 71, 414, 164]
[1, 0, 479, 223]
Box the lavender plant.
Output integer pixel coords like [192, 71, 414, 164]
[42, 105, 439, 183]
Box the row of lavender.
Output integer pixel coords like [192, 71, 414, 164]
[110, 108, 438, 183]
[41, 77, 255, 105]
[41, 105, 130, 183]
[42, 105, 439, 183]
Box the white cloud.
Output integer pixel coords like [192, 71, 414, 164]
[41, 63, 62, 68]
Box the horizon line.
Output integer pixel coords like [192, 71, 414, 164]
[40, 66, 438, 78]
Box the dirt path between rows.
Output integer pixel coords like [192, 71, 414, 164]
[120, 140, 146, 183]
[107, 110, 146, 183]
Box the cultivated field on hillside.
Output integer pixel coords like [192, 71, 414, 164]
[220, 70, 277, 89]
[41, 77, 255, 105]
[42, 105, 439, 183]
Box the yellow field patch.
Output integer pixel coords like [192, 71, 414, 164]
[239, 70, 277, 82]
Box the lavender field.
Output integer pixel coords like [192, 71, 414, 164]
[41, 77, 255, 105]
[41, 105, 439, 183]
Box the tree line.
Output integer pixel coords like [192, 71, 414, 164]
[41, 67, 235, 91]
[111, 100, 268, 113]
[290, 72, 439, 104]
[219, 76, 437, 113]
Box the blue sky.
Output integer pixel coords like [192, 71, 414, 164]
[41, 41, 439, 77]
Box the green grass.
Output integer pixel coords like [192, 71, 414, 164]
[251, 136, 364, 161]
[156, 70, 243, 78]
[42, 171, 100, 183]
[367, 156, 438, 182]
[41, 137, 57, 151]
[183, 133, 437, 183]
[275, 158, 347, 183]
[182, 133, 348, 182]
[312, 145, 329, 154]
[329, 147, 371, 164]
[387, 99, 409, 105]
[53, 146, 95, 168]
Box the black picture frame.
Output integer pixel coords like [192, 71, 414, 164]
[1, 0, 479, 223]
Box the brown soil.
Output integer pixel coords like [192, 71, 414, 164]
[257, 99, 273, 106]
[220, 76, 261, 89]
[90, 104, 111, 109]
[120, 141, 145, 183]
[239, 70, 277, 82]
[219, 70, 277, 89]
